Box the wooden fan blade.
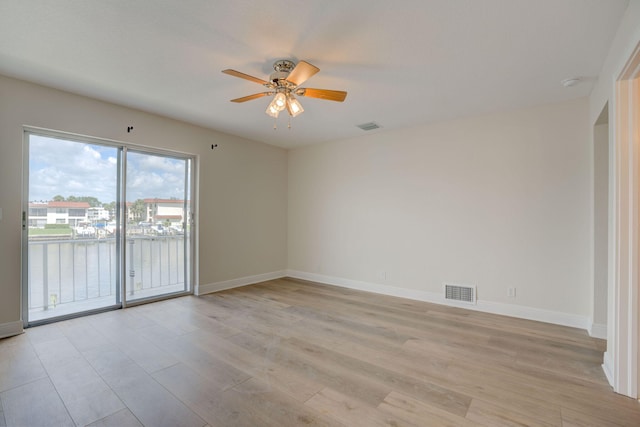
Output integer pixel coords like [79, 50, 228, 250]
[230, 92, 273, 103]
[222, 69, 269, 85]
[286, 61, 320, 86]
[298, 88, 347, 102]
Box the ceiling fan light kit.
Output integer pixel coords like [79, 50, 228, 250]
[286, 95, 304, 117]
[222, 59, 347, 128]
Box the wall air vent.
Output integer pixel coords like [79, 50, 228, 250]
[444, 283, 476, 304]
[356, 122, 381, 131]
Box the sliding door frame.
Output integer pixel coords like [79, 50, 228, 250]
[121, 146, 196, 308]
[21, 126, 197, 326]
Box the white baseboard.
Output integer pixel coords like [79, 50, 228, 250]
[196, 270, 286, 295]
[602, 350, 614, 387]
[285, 270, 591, 331]
[0, 320, 24, 339]
[286, 268, 442, 302]
[589, 322, 607, 339]
[194, 268, 592, 332]
[475, 299, 590, 330]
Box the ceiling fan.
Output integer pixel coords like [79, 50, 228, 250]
[222, 59, 347, 123]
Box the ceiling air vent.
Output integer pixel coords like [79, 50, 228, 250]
[444, 283, 476, 305]
[357, 122, 381, 131]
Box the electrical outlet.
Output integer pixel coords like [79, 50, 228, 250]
[508, 287, 516, 298]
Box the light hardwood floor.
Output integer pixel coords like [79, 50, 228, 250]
[1, 277, 639, 426]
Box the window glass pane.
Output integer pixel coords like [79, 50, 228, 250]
[27, 133, 119, 322]
[125, 150, 191, 301]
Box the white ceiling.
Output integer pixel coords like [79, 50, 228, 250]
[0, 0, 629, 148]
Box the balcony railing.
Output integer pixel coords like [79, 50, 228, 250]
[28, 234, 187, 321]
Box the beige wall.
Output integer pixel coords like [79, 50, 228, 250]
[0, 74, 287, 330]
[288, 98, 592, 318]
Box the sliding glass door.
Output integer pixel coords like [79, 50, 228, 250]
[23, 129, 194, 325]
[25, 133, 120, 323]
[125, 150, 191, 301]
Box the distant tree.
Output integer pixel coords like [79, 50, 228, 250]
[76, 196, 101, 207]
[58, 195, 102, 207]
[129, 199, 146, 222]
[103, 201, 116, 216]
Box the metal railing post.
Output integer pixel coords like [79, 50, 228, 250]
[58, 243, 62, 303]
[97, 241, 102, 297]
[129, 238, 135, 296]
[85, 243, 89, 300]
[72, 243, 76, 302]
[42, 243, 48, 310]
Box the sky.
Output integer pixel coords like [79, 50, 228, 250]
[29, 134, 188, 204]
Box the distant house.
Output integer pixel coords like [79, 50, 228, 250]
[143, 198, 188, 226]
[28, 201, 90, 227]
[87, 207, 110, 222]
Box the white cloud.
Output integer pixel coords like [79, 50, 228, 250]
[28, 135, 188, 204]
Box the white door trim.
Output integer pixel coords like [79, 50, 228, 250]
[605, 41, 640, 398]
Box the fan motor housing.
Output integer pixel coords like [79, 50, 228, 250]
[269, 60, 297, 87]
[269, 71, 290, 84]
[273, 60, 295, 73]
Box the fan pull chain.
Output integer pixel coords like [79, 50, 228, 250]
[273, 117, 277, 130]
[288, 116, 291, 130]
